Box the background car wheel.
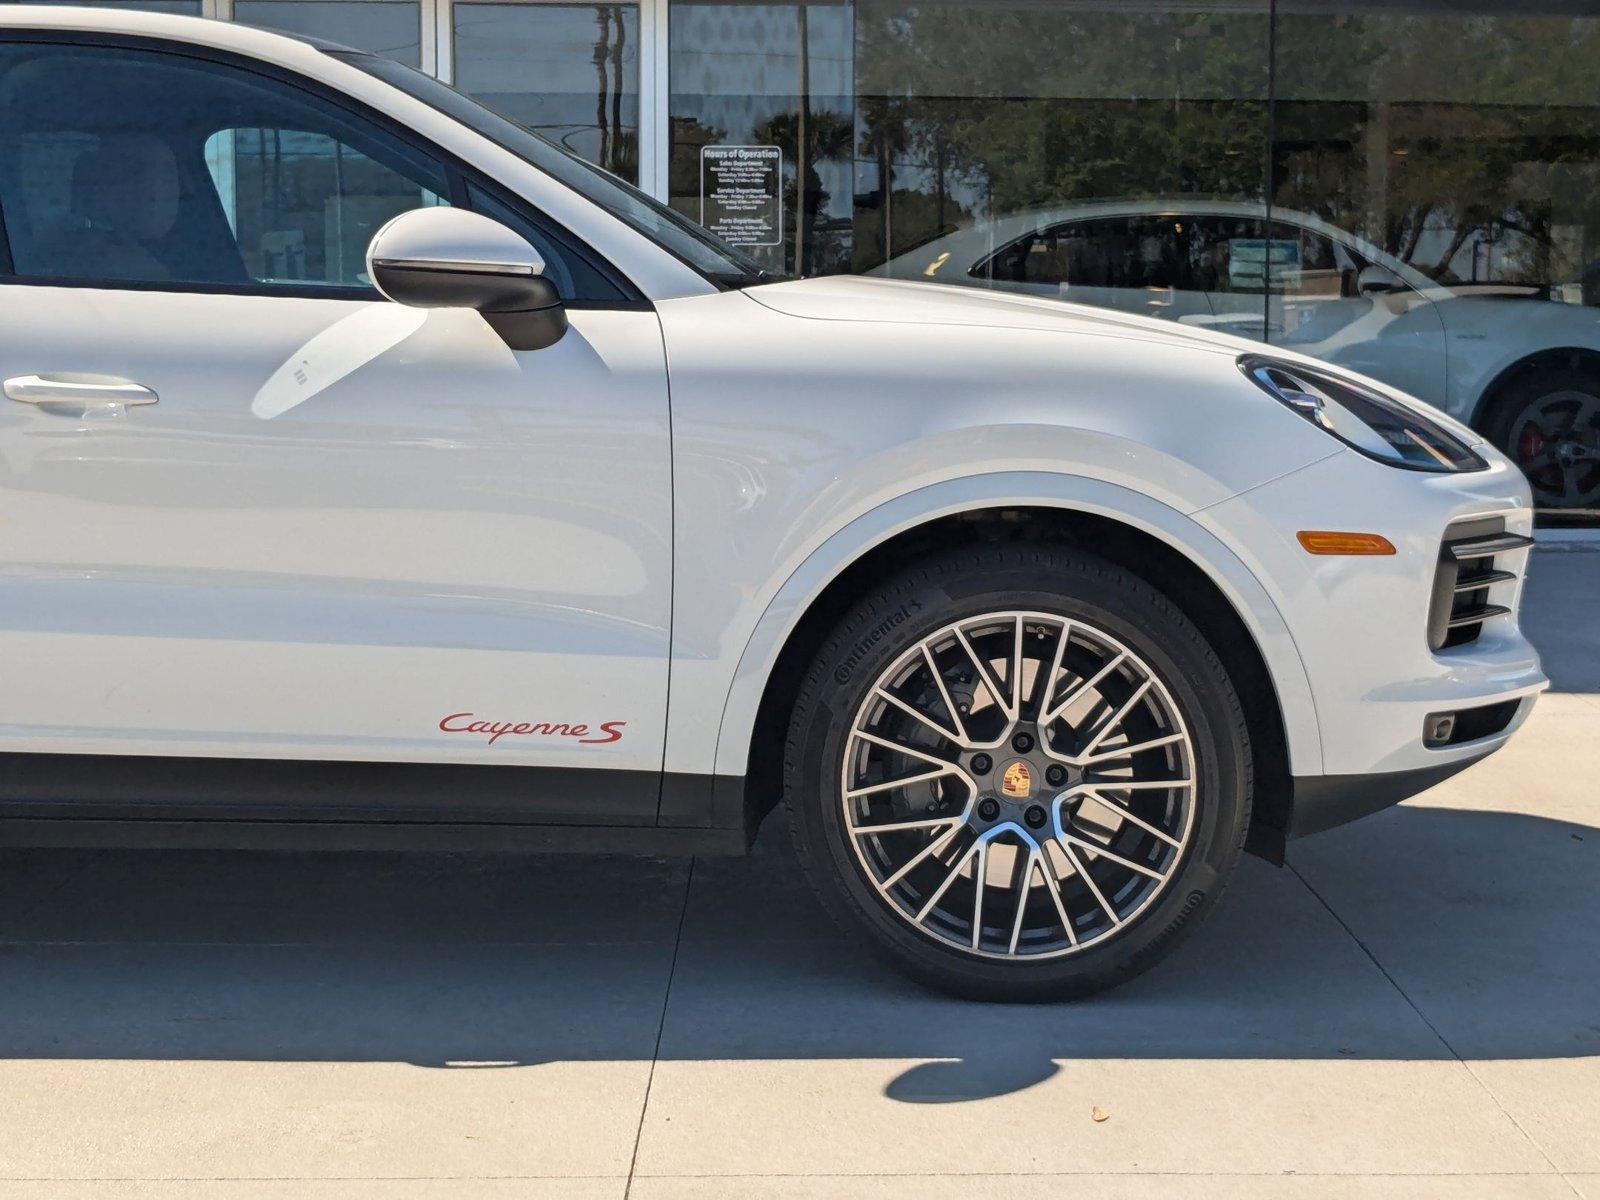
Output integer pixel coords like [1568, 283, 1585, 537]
[1488, 364, 1600, 511]
[783, 542, 1252, 1001]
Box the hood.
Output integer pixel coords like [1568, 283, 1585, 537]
[742, 275, 1254, 357]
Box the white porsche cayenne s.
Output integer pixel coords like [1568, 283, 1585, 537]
[0, 9, 1547, 999]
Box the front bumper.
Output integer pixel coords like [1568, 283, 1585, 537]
[1200, 444, 1547, 840]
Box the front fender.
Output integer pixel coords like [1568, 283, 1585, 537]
[700, 471, 1323, 783]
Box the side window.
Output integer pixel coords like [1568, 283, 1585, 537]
[204, 127, 446, 287]
[1182, 215, 1272, 294]
[0, 41, 448, 290]
[978, 216, 1185, 290]
[1269, 221, 1379, 301]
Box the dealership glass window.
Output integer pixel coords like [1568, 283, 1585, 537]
[453, 1, 641, 182]
[856, 0, 1272, 279]
[14, 0, 202, 12]
[669, 0, 853, 276]
[1272, 1, 1600, 510]
[233, 1, 422, 66]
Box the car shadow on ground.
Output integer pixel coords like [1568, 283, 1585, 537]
[0, 802, 1593, 1105]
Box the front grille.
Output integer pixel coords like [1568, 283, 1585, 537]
[1427, 519, 1534, 651]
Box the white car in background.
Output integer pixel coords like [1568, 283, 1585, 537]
[880, 199, 1600, 510]
[0, 10, 1547, 999]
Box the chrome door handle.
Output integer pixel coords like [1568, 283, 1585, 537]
[4, 374, 159, 406]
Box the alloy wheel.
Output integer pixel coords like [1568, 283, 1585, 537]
[1510, 388, 1600, 509]
[839, 610, 1196, 960]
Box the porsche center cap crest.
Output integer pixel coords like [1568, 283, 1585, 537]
[999, 760, 1034, 799]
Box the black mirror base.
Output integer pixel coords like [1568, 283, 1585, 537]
[483, 305, 569, 352]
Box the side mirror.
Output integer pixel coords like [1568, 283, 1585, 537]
[366, 207, 567, 351]
[1356, 263, 1405, 297]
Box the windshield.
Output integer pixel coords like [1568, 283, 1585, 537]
[333, 52, 769, 287]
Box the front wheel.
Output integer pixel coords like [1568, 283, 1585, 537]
[784, 543, 1252, 1001]
[1487, 365, 1600, 511]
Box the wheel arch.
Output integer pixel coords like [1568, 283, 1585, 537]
[1469, 346, 1600, 433]
[713, 474, 1320, 858]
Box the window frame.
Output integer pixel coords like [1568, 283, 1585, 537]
[0, 28, 647, 306]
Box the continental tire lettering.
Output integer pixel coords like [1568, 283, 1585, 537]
[834, 600, 923, 685]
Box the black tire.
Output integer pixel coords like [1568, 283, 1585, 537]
[783, 541, 1252, 1001]
[1485, 364, 1600, 511]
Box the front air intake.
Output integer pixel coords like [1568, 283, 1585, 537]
[1427, 520, 1534, 651]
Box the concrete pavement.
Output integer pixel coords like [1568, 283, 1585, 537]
[1, 547, 1595, 1198]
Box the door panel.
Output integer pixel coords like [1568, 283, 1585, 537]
[0, 286, 673, 812]
[0, 35, 671, 820]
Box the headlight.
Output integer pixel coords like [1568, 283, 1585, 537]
[1239, 354, 1485, 473]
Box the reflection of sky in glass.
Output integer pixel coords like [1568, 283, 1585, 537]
[17, 0, 203, 11]
[453, 4, 639, 179]
[234, 1, 421, 65]
[672, 3, 850, 98]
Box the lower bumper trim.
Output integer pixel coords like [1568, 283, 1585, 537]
[1288, 753, 1493, 840]
[1247, 747, 1498, 864]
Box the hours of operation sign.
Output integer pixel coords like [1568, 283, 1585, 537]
[700, 145, 783, 247]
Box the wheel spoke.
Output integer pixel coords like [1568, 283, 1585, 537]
[1007, 846, 1038, 954]
[1058, 839, 1121, 928]
[920, 643, 969, 744]
[882, 822, 964, 888]
[1075, 787, 1184, 849]
[1058, 828, 1167, 880]
[850, 814, 964, 837]
[952, 624, 1017, 722]
[853, 728, 954, 769]
[1041, 650, 1127, 727]
[1036, 855, 1079, 947]
[1034, 619, 1073, 722]
[845, 765, 957, 799]
[915, 840, 981, 922]
[1009, 616, 1024, 719]
[874, 686, 962, 745]
[1561, 464, 1585, 506]
[1081, 731, 1185, 764]
[1079, 679, 1153, 757]
[970, 839, 990, 949]
[1084, 776, 1194, 791]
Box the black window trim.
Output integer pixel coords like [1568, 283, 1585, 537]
[0, 28, 650, 309]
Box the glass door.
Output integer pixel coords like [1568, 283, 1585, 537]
[452, 0, 643, 183]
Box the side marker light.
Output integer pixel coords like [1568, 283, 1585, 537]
[1296, 531, 1397, 556]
